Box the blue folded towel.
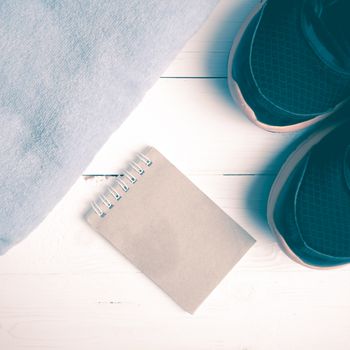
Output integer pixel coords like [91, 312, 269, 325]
[0, 0, 218, 253]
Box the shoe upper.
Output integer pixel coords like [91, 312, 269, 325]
[303, 0, 350, 75]
[231, 0, 350, 127]
[274, 118, 350, 267]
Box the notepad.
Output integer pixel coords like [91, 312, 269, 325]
[85, 147, 255, 313]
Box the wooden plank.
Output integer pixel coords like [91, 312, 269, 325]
[1, 270, 350, 350]
[2, 170, 350, 349]
[84, 78, 302, 175]
[1, 174, 348, 274]
[163, 0, 259, 77]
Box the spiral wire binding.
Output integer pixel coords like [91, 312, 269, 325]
[116, 178, 129, 192]
[90, 152, 152, 217]
[99, 194, 113, 209]
[124, 170, 137, 184]
[130, 161, 144, 175]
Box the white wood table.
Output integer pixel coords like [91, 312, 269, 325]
[1, 1, 350, 349]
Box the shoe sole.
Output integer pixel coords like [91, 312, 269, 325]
[267, 119, 349, 269]
[227, 0, 342, 133]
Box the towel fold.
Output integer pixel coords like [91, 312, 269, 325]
[0, 0, 218, 253]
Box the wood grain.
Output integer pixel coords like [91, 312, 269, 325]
[1, 0, 349, 349]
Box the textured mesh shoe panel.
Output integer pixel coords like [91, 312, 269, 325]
[232, 10, 317, 126]
[296, 126, 350, 257]
[250, 0, 350, 115]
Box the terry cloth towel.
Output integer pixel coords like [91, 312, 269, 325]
[0, 0, 219, 254]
